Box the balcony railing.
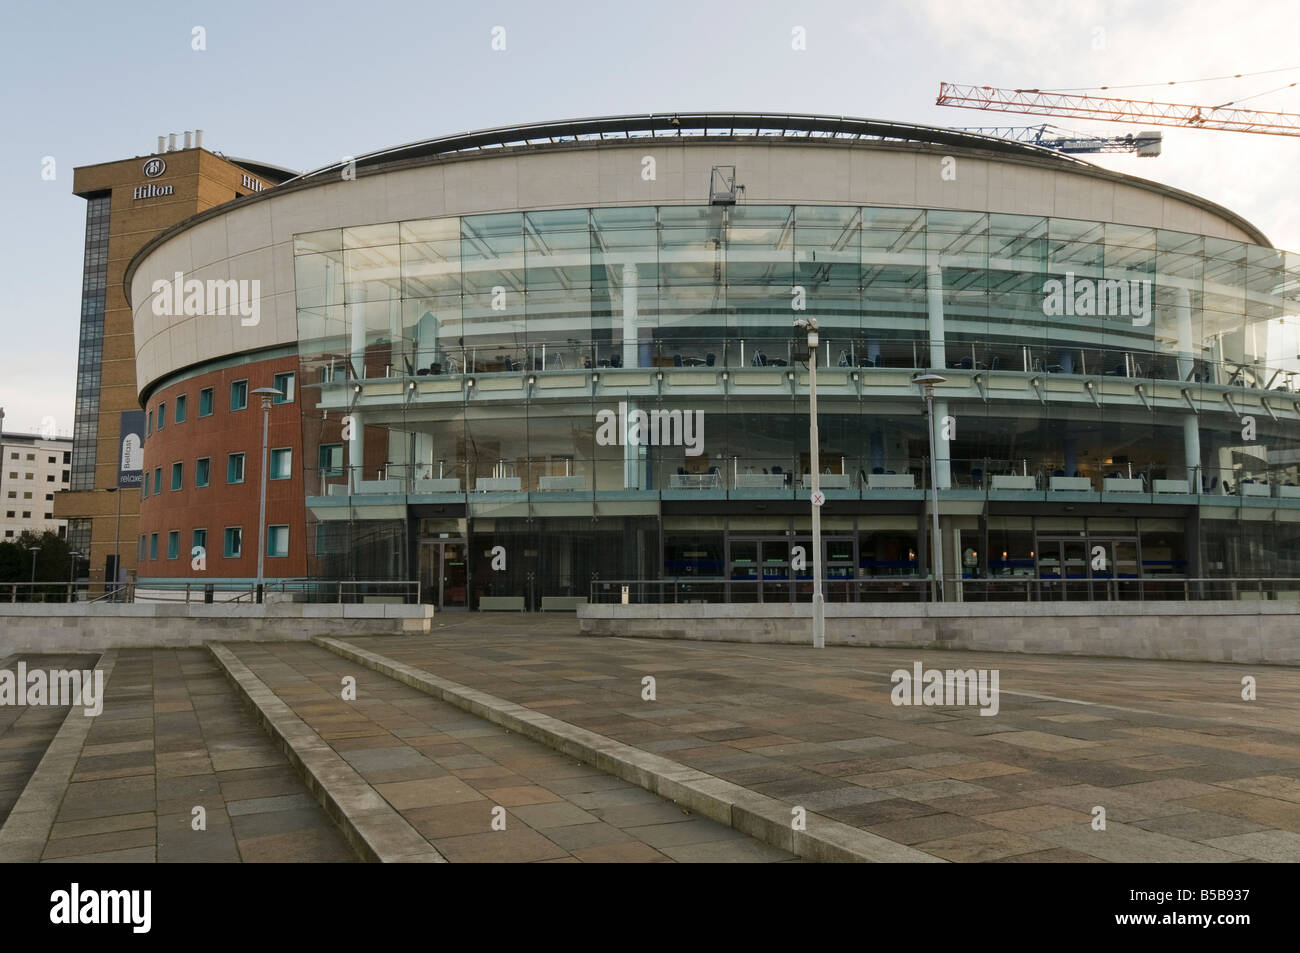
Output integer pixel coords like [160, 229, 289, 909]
[590, 577, 1300, 604]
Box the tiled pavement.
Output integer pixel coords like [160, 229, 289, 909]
[0, 655, 96, 827]
[223, 641, 795, 863]
[335, 617, 1300, 862]
[37, 648, 354, 863]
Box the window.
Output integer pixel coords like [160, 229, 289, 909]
[61, 470, 69, 482]
[7, 472, 15, 479]
[147, 410, 153, 435]
[266, 524, 289, 557]
[21, 510, 30, 519]
[196, 457, 210, 487]
[44, 494, 52, 501]
[171, 461, 183, 490]
[167, 531, 179, 559]
[227, 453, 245, 484]
[62, 451, 70, 464]
[138, 535, 146, 559]
[230, 379, 248, 411]
[199, 387, 214, 417]
[157, 402, 166, 430]
[43, 512, 52, 519]
[4, 492, 12, 499]
[273, 372, 296, 403]
[153, 466, 162, 495]
[143, 471, 150, 495]
[22, 492, 30, 499]
[25, 453, 34, 461]
[3, 531, 11, 538]
[47, 456, 55, 464]
[224, 527, 243, 557]
[46, 474, 54, 482]
[192, 528, 207, 555]
[175, 394, 187, 423]
[149, 533, 158, 559]
[318, 443, 343, 476]
[270, 448, 292, 480]
[4, 511, 12, 518]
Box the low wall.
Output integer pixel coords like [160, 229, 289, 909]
[0, 603, 436, 652]
[578, 601, 1300, 665]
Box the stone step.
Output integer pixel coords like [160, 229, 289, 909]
[0, 648, 356, 863]
[216, 641, 795, 863]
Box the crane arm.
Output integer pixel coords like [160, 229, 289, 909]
[938, 83, 1300, 137]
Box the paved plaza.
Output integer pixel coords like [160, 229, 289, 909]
[341, 617, 1300, 862]
[2, 618, 1298, 862]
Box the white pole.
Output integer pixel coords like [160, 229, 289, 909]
[925, 385, 944, 602]
[809, 333, 824, 649]
[256, 395, 271, 603]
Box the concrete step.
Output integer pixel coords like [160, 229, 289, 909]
[0, 648, 356, 863]
[0, 654, 102, 829]
[313, 634, 945, 863]
[215, 641, 795, 863]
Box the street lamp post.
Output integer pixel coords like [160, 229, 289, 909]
[106, 486, 120, 599]
[68, 550, 81, 602]
[796, 318, 824, 648]
[28, 546, 41, 599]
[912, 373, 947, 602]
[251, 387, 283, 605]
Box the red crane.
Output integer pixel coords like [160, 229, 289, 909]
[937, 83, 1300, 137]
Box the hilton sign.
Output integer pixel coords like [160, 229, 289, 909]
[133, 157, 173, 201]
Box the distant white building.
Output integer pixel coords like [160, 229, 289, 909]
[0, 431, 73, 540]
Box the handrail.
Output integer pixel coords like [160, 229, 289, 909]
[589, 576, 1300, 605]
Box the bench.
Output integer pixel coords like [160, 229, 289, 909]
[478, 596, 525, 612]
[540, 596, 587, 611]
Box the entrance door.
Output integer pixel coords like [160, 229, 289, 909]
[1036, 537, 1139, 600]
[420, 540, 468, 610]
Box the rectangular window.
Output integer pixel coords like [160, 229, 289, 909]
[230, 379, 248, 411]
[147, 410, 153, 435]
[143, 471, 150, 495]
[175, 394, 187, 423]
[224, 526, 243, 558]
[21, 510, 30, 519]
[318, 443, 343, 476]
[167, 531, 179, 559]
[4, 511, 12, 518]
[61, 470, 69, 482]
[171, 461, 183, 490]
[63, 451, 70, 464]
[199, 387, 214, 417]
[192, 528, 206, 555]
[149, 533, 158, 559]
[138, 535, 146, 560]
[196, 457, 210, 487]
[153, 466, 162, 495]
[267, 524, 289, 557]
[273, 372, 296, 403]
[46, 474, 54, 482]
[157, 402, 166, 429]
[270, 448, 292, 480]
[227, 453, 245, 484]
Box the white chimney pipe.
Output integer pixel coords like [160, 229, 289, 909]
[194, 129, 204, 149]
[183, 130, 192, 149]
[156, 135, 165, 154]
[168, 133, 177, 152]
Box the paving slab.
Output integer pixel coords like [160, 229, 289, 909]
[221, 641, 792, 863]
[323, 617, 1300, 862]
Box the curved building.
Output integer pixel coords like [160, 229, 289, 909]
[124, 113, 1300, 607]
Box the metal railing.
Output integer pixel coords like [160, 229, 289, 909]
[1, 579, 421, 606]
[590, 576, 1300, 605]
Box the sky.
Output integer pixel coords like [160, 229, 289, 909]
[1, 0, 1298, 435]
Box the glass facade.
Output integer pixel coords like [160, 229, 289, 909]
[292, 204, 1300, 607]
[69, 194, 110, 491]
